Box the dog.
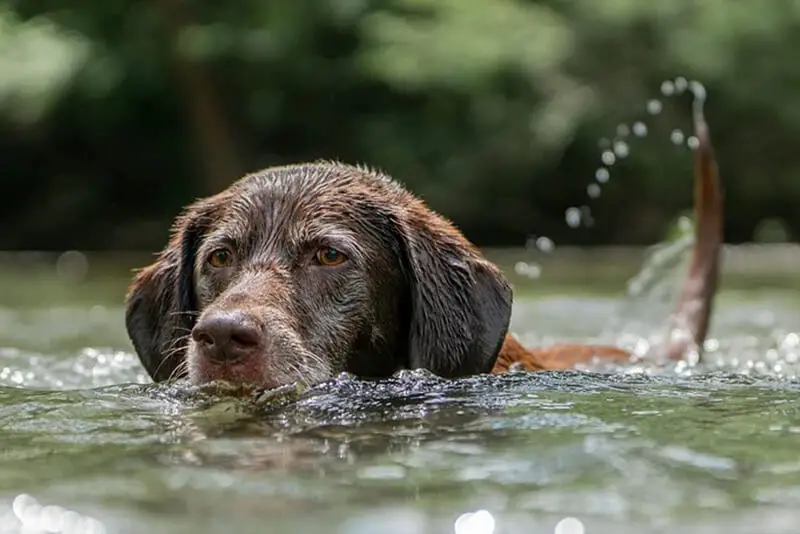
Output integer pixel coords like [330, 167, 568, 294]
[125, 105, 722, 389]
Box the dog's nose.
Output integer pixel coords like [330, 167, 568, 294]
[191, 311, 262, 364]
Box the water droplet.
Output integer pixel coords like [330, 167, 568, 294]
[687, 135, 699, 149]
[39, 505, 67, 533]
[632, 121, 648, 137]
[595, 167, 610, 183]
[616, 124, 630, 137]
[565, 207, 582, 228]
[597, 137, 611, 149]
[524, 235, 537, 250]
[782, 332, 799, 349]
[580, 205, 594, 227]
[601, 150, 616, 166]
[535, 236, 554, 253]
[660, 80, 675, 96]
[454, 510, 496, 534]
[514, 261, 542, 279]
[587, 184, 601, 198]
[13, 494, 37, 521]
[646, 99, 663, 115]
[675, 76, 688, 93]
[689, 80, 706, 101]
[670, 129, 685, 145]
[613, 140, 629, 158]
[677, 215, 693, 233]
[580, 206, 594, 228]
[555, 517, 585, 534]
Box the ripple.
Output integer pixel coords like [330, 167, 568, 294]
[1, 277, 800, 533]
[0, 347, 149, 390]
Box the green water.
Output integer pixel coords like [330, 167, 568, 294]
[1, 249, 799, 534]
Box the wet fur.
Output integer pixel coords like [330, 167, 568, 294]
[126, 162, 511, 387]
[125, 106, 722, 387]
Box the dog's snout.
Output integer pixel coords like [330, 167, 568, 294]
[191, 311, 262, 364]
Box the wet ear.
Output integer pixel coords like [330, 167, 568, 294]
[395, 208, 513, 377]
[124, 201, 213, 382]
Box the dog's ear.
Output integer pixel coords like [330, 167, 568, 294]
[124, 199, 216, 382]
[393, 204, 513, 377]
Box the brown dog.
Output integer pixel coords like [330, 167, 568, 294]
[125, 105, 722, 389]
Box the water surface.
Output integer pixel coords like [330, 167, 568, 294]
[1, 248, 799, 534]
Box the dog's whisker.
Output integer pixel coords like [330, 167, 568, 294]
[151, 334, 191, 379]
[169, 326, 193, 335]
[167, 310, 200, 319]
[167, 359, 189, 382]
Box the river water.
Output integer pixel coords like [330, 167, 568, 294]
[0, 248, 798, 534]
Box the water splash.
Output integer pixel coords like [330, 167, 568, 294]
[527, 78, 713, 348]
[565, 207, 582, 228]
[517, 234, 557, 279]
[646, 99, 663, 115]
[599, 214, 697, 358]
[578, 77, 708, 222]
[551, 77, 706, 250]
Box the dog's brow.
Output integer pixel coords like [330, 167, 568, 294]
[308, 227, 365, 257]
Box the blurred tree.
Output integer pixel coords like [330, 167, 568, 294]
[0, 0, 797, 250]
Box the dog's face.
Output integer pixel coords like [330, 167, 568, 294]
[184, 167, 411, 388]
[125, 162, 513, 389]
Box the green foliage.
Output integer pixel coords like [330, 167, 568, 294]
[0, 0, 796, 249]
[0, 8, 90, 124]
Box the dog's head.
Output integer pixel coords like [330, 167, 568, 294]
[125, 162, 512, 388]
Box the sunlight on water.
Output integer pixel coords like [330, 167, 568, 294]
[2, 364, 800, 533]
[0, 346, 148, 389]
[454, 509, 495, 534]
[0, 285, 800, 534]
[0, 493, 106, 534]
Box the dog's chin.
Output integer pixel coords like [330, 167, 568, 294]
[190, 362, 276, 389]
[185, 346, 278, 389]
[185, 343, 331, 391]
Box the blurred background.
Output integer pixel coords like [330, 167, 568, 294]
[0, 0, 800, 288]
[0, 0, 798, 264]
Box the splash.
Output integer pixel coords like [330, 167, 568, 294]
[517, 77, 709, 281]
[571, 77, 707, 230]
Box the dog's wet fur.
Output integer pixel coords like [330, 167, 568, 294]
[125, 105, 722, 389]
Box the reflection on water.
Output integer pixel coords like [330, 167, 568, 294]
[0, 248, 799, 534]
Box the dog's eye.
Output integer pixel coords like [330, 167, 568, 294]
[207, 248, 233, 268]
[315, 247, 348, 266]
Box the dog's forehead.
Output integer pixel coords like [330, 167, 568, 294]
[245, 162, 403, 199]
[219, 162, 406, 243]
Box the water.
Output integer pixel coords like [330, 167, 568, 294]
[1, 249, 799, 534]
